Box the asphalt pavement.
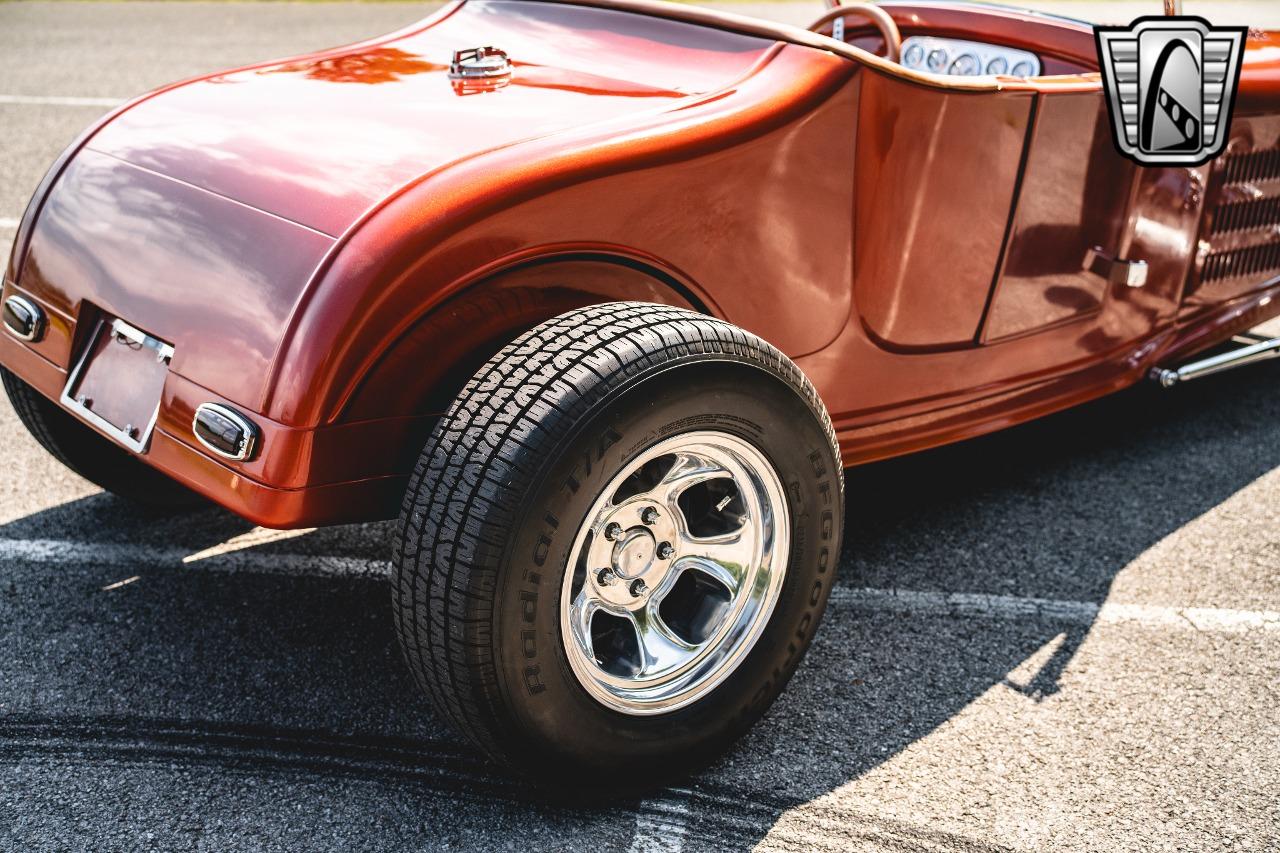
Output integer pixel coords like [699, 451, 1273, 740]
[0, 3, 1278, 851]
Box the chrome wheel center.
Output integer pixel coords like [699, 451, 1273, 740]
[560, 430, 790, 716]
[613, 528, 655, 579]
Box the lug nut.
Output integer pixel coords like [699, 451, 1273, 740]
[656, 542, 674, 560]
[629, 579, 647, 597]
[604, 522, 622, 541]
[640, 507, 659, 525]
[596, 568, 617, 586]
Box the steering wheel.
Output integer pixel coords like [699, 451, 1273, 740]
[807, 2, 902, 63]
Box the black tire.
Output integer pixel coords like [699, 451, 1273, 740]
[392, 302, 843, 782]
[2, 366, 205, 509]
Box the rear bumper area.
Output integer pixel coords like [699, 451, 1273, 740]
[150, 432, 409, 528]
[0, 126, 439, 528]
[0, 327, 424, 528]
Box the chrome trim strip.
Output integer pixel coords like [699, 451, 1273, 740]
[192, 402, 258, 462]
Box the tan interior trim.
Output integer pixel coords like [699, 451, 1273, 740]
[807, 5, 903, 63]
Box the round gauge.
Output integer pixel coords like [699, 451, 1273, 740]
[903, 43, 926, 68]
[985, 56, 1009, 75]
[949, 53, 981, 76]
[1011, 60, 1036, 77]
[927, 48, 949, 72]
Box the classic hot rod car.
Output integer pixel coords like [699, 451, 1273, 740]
[3, 0, 1279, 779]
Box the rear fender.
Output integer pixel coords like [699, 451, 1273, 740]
[339, 255, 705, 423]
[263, 44, 858, 428]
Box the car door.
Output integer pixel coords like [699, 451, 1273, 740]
[802, 69, 1191, 448]
[981, 89, 1189, 347]
[852, 69, 1182, 353]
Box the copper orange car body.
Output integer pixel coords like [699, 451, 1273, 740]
[2, 0, 1279, 527]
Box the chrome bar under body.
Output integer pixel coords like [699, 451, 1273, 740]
[1150, 335, 1280, 387]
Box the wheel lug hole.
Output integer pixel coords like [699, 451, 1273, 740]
[597, 568, 617, 586]
[640, 507, 659, 525]
[603, 522, 622, 541]
[629, 579, 647, 597]
[656, 542, 674, 560]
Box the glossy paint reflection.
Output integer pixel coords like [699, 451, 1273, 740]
[20, 150, 333, 409]
[265, 47, 442, 85]
[266, 45, 859, 427]
[3, 0, 1278, 530]
[85, 0, 775, 236]
[853, 72, 1031, 349]
[984, 94, 1132, 341]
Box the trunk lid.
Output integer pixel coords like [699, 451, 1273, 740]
[83, 0, 776, 236]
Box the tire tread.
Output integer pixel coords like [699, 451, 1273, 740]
[391, 302, 838, 764]
[1, 366, 203, 507]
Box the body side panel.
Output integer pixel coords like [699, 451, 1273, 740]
[982, 93, 1133, 341]
[853, 72, 1032, 349]
[268, 45, 859, 426]
[340, 257, 701, 422]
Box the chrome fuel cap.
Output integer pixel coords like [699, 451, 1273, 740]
[449, 46, 512, 80]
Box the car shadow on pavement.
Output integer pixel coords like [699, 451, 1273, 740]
[697, 358, 1280, 848]
[0, 361, 1277, 849]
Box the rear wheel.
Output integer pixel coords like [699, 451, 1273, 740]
[2, 367, 204, 508]
[392, 302, 843, 781]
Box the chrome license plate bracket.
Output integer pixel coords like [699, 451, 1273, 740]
[60, 317, 173, 453]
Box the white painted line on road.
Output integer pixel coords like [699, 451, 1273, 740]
[0, 536, 1275, 632]
[0, 94, 122, 107]
[0, 536, 386, 580]
[830, 587, 1280, 633]
[100, 574, 141, 591]
[0, 218, 19, 229]
[630, 787, 692, 853]
[183, 526, 317, 564]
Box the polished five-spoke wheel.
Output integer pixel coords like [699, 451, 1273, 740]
[563, 432, 789, 714]
[393, 302, 843, 781]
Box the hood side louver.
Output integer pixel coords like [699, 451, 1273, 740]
[1200, 139, 1280, 287]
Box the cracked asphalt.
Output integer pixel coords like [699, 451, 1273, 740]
[0, 3, 1278, 851]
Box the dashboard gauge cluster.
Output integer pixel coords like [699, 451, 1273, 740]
[899, 36, 1042, 78]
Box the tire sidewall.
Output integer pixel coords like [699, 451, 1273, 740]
[491, 357, 841, 775]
